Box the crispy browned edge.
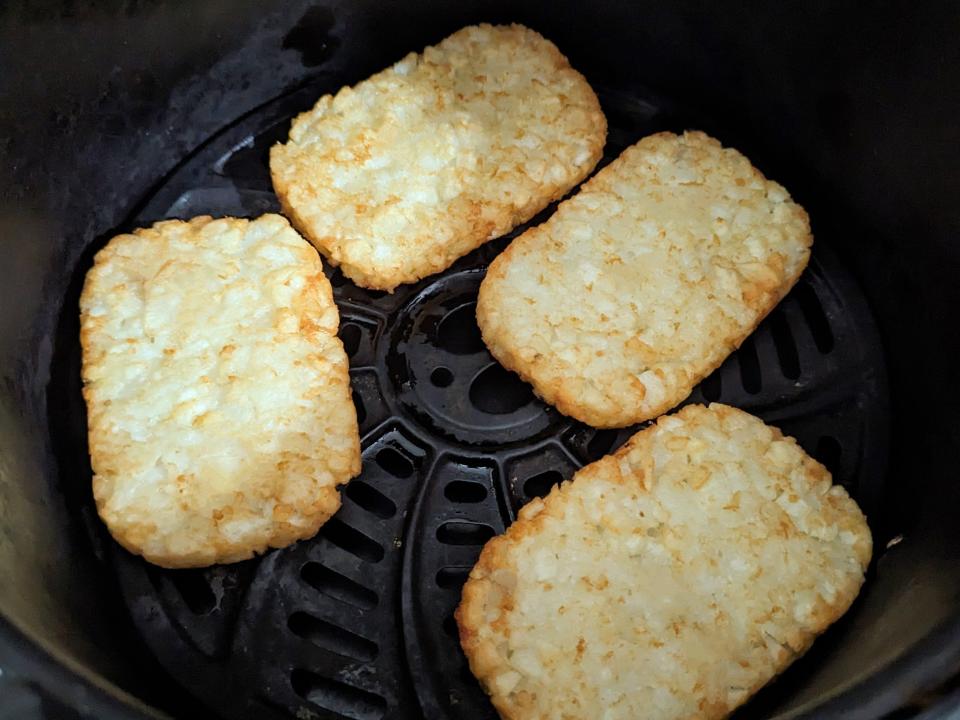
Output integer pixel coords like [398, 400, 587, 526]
[269, 23, 608, 292]
[476, 131, 813, 429]
[79, 215, 362, 568]
[455, 403, 868, 720]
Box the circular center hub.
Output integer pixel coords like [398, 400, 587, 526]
[385, 269, 565, 447]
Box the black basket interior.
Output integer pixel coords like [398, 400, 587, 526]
[49, 81, 889, 720]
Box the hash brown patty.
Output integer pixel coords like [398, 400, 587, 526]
[477, 131, 812, 428]
[457, 403, 871, 720]
[80, 214, 361, 567]
[270, 23, 606, 291]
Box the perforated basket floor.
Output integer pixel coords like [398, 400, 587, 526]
[70, 80, 888, 720]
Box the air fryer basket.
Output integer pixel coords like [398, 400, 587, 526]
[49, 80, 892, 720]
[2, 2, 960, 720]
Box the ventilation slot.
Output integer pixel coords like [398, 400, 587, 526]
[470, 364, 533, 415]
[524, 470, 563, 499]
[770, 309, 801, 379]
[301, 563, 378, 610]
[435, 567, 471, 590]
[815, 435, 842, 476]
[290, 669, 386, 720]
[436, 303, 484, 354]
[375, 447, 414, 479]
[346, 481, 396, 519]
[288, 611, 378, 662]
[700, 371, 723, 402]
[352, 389, 367, 425]
[444, 481, 488, 504]
[436, 522, 496, 546]
[795, 282, 835, 353]
[587, 429, 619, 460]
[340, 323, 361, 358]
[363, 287, 388, 301]
[169, 569, 216, 615]
[738, 335, 762, 394]
[320, 518, 385, 563]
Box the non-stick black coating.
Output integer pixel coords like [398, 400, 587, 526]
[1, 2, 959, 719]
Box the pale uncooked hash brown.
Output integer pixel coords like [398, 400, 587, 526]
[270, 23, 606, 291]
[477, 131, 812, 428]
[80, 214, 361, 568]
[457, 404, 871, 720]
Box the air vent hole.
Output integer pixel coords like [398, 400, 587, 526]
[469, 364, 533, 415]
[738, 335, 762, 394]
[435, 566, 471, 590]
[320, 518, 384, 563]
[340, 323, 361, 358]
[815, 435, 843, 476]
[444, 481, 488, 504]
[352, 389, 367, 425]
[375, 447, 414, 479]
[587, 429, 619, 460]
[288, 612, 379, 662]
[436, 303, 484, 355]
[300, 563, 378, 609]
[430, 366, 454, 387]
[346, 481, 396, 519]
[770, 309, 801, 379]
[524, 470, 563, 499]
[795, 282, 835, 353]
[290, 669, 386, 720]
[700, 371, 723, 402]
